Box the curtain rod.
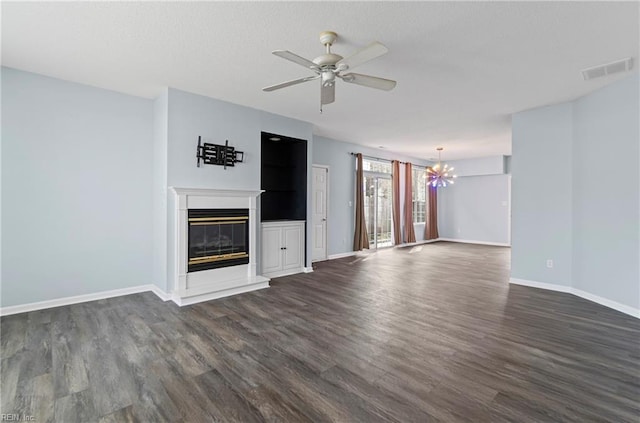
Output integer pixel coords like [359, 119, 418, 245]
[349, 152, 428, 168]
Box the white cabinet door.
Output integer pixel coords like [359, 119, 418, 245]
[282, 224, 302, 270]
[261, 226, 283, 275]
[261, 221, 305, 277]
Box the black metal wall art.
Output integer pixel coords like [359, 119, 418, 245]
[196, 136, 244, 169]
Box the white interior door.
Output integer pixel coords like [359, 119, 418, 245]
[312, 165, 328, 262]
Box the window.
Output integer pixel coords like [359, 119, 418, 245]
[361, 159, 392, 174]
[412, 167, 426, 223]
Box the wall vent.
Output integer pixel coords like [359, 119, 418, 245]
[582, 57, 634, 80]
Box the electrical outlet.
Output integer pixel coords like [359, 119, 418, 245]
[343, 238, 346, 245]
[457, 228, 461, 234]
[348, 201, 353, 207]
[546, 259, 554, 268]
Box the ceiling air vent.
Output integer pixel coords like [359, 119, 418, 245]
[582, 57, 634, 80]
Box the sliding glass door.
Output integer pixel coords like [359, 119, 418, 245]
[364, 174, 392, 249]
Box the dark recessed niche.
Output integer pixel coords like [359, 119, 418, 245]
[261, 132, 307, 221]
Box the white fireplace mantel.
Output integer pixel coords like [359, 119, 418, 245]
[169, 187, 269, 306]
[171, 187, 264, 199]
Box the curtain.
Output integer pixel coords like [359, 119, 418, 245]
[425, 169, 439, 240]
[391, 160, 402, 245]
[353, 153, 370, 250]
[403, 163, 416, 243]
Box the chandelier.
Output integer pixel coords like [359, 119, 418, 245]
[426, 147, 457, 188]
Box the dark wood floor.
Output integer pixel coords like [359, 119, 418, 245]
[2, 242, 639, 422]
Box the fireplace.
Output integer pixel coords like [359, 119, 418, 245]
[170, 187, 268, 307]
[188, 209, 249, 272]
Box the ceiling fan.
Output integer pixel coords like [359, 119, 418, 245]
[263, 31, 396, 111]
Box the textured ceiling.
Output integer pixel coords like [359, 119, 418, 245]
[2, 2, 638, 160]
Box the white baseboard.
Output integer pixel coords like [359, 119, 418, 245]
[509, 278, 639, 319]
[438, 238, 511, 247]
[509, 278, 572, 293]
[303, 267, 314, 273]
[571, 288, 640, 319]
[328, 251, 357, 260]
[149, 285, 171, 301]
[0, 284, 169, 316]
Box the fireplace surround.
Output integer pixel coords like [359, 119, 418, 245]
[170, 187, 268, 306]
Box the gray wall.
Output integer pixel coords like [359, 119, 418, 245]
[444, 156, 505, 177]
[512, 103, 574, 287]
[1, 67, 154, 307]
[512, 73, 639, 309]
[167, 88, 262, 190]
[572, 73, 639, 306]
[312, 135, 431, 256]
[437, 170, 510, 245]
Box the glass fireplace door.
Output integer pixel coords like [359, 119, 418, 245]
[187, 209, 249, 272]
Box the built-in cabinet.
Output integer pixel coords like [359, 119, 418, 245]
[261, 132, 307, 221]
[260, 131, 308, 279]
[261, 221, 304, 278]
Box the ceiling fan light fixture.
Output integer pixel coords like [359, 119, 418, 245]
[322, 71, 336, 87]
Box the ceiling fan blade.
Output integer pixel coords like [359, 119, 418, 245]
[336, 42, 389, 71]
[321, 83, 335, 105]
[272, 50, 318, 69]
[340, 73, 396, 91]
[263, 75, 319, 92]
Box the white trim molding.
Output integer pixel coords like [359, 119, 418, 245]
[0, 284, 170, 316]
[509, 278, 572, 293]
[439, 238, 511, 247]
[510, 278, 639, 319]
[171, 282, 269, 306]
[571, 288, 640, 319]
[303, 267, 314, 273]
[149, 285, 172, 302]
[170, 187, 264, 198]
